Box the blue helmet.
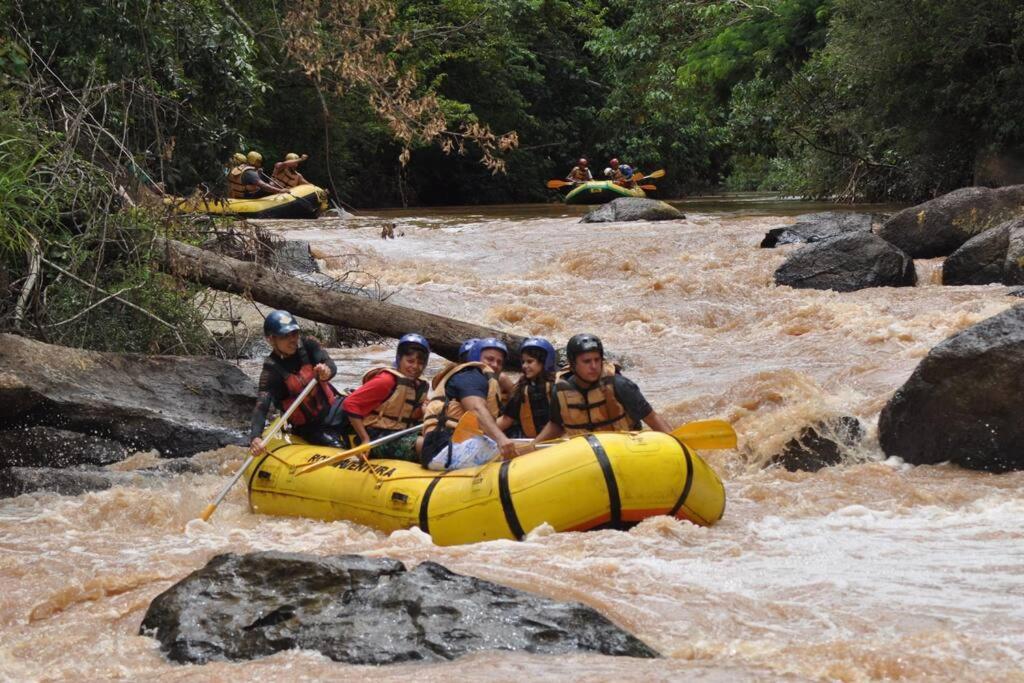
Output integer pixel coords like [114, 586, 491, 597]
[620, 164, 634, 178]
[520, 337, 557, 373]
[458, 338, 480, 362]
[469, 337, 508, 362]
[263, 310, 300, 337]
[396, 333, 430, 367]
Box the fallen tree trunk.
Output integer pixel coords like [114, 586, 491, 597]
[154, 237, 526, 362]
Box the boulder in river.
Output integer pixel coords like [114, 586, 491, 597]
[0, 333, 254, 462]
[878, 304, 1024, 472]
[769, 416, 865, 472]
[140, 551, 658, 665]
[581, 198, 684, 223]
[941, 221, 1012, 285]
[760, 212, 874, 248]
[877, 185, 1024, 258]
[773, 232, 916, 292]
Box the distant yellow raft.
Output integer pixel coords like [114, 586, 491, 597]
[246, 431, 725, 546]
[164, 183, 328, 219]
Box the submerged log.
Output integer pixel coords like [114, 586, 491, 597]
[154, 237, 525, 362]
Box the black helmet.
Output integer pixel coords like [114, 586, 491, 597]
[566, 333, 603, 365]
[264, 310, 300, 337]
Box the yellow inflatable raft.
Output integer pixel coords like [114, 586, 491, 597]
[165, 183, 328, 219]
[246, 431, 725, 546]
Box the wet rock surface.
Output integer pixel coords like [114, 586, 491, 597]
[760, 212, 874, 248]
[140, 552, 658, 665]
[773, 232, 916, 292]
[0, 333, 254, 461]
[877, 185, 1024, 258]
[0, 426, 128, 468]
[878, 304, 1024, 472]
[769, 417, 865, 472]
[581, 198, 684, 223]
[942, 222, 1012, 285]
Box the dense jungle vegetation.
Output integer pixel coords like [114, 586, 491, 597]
[2, 0, 1023, 351]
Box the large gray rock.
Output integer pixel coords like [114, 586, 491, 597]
[760, 212, 874, 248]
[0, 334, 254, 461]
[878, 305, 1024, 472]
[1003, 222, 1024, 285]
[774, 232, 916, 292]
[581, 198, 684, 223]
[877, 185, 1024, 258]
[140, 552, 658, 665]
[941, 222, 1011, 285]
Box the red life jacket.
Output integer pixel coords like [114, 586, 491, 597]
[272, 343, 339, 427]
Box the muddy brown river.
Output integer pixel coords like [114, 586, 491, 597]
[2, 196, 1022, 681]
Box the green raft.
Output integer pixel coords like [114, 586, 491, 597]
[565, 180, 646, 205]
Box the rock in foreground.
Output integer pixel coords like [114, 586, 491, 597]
[773, 232, 916, 292]
[760, 212, 874, 248]
[877, 185, 1024, 258]
[581, 198, 684, 223]
[878, 305, 1024, 472]
[140, 552, 658, 664]
[0, 333, 254, 461]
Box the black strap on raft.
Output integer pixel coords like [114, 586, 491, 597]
[498, 460, 525, 540]
[668, 440, 695, 518]
[418, 474, 445, 535]
[585, 434, 622, 528]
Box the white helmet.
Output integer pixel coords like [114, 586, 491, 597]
[603, 167, 613, 177]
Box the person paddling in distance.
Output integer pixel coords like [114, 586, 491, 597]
[249, 310, 345, 456]
[531, 333, 673, 444]
[228, 151, 289, 199]
[497, 337, 557, 439]
[340, 333, 430, 461]
[416, 337, 517, 470]
[566, 158, 593, 184]
[605, 158, 624, 182]
[272, 152, 310, 188]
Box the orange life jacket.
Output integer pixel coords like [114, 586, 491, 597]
[227, 164, 260, 198]
[271, 344, 338, 427]
[568, 166, 590, 182]
[515, 378, 553, 438]
[360, 367, 428, 431]
[552, 362, 637, 436]
[421, 361, 501, 436]
[272, 166, 301, 188]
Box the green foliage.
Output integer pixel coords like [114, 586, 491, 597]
[0, 96, 209, 354]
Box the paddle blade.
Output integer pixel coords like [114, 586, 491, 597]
[644, 168, 666, 180]
[546, 179, 572, 189]
[199, 503, 217, 522]
[640, 184, 657, 191]
[451, 411, 482, 443]
[671, 419, 737, 450]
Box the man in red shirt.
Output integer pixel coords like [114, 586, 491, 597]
[341, 333, 430, 460]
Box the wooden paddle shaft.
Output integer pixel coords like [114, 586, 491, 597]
[200, 377, 320, 521]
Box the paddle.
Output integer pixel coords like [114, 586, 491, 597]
[640, 184, 657, 191]
[546, 179, 582, 189]
[635, 169, 666, 181]
[670, 419, 737, 450]
[198, 377, 319, 522]
[458, 414, 737, 451]
[294, 423, 423, 476]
